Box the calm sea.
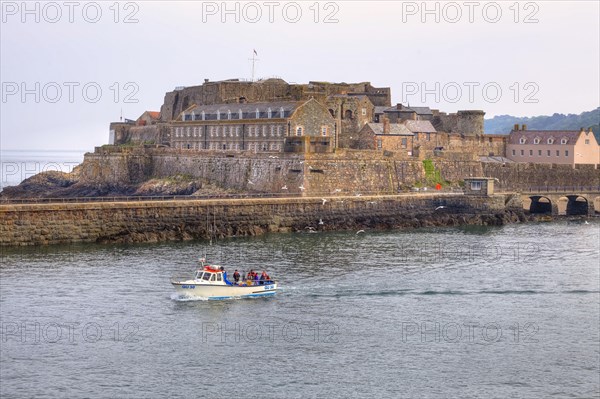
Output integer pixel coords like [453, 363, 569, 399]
[1, 222, 599, 398]
[0, 149, 85, 192]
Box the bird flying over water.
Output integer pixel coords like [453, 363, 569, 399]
[435, 206, 446, 210]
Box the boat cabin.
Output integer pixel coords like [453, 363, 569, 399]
[194, 265, 229, 285]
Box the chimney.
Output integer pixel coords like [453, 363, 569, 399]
[412, 112, 417, 121]
[589, 128, 594, 134]
[514, 124, 519, 131]
[580, 127, 585, 132]
[204, 79, 209, 83]
[521, 124, 527, 131]
[383, 116, 390, 134]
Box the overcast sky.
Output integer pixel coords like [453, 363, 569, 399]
[1, 0, 599, 151]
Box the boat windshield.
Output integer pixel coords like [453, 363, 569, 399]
[202, 273, 211, 281]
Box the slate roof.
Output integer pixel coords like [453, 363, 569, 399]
[383, 104, 433, 115]
[374, 106, 387, 115]
[180, 101, 302, 121]
[363, 123, 413, 136]
[507, 130, 583, 145]
[404, 120, 437, 133]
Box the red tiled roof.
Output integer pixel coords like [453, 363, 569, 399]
[147, 111, 161, 119]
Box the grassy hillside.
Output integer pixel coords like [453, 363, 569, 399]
[485, 107, 599, 142]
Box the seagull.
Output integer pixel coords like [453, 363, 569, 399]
[321, 198, 328, 205]
[435, 206, 446, 211]
[299, 185, 305, 191]
[281, 185, 288, 190]
[584, 221, 590, 225]
[248, 179, 254, 185]
[356, 230, 365, 235]
[319, 218, 324, 225]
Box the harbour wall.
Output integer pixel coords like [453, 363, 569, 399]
[0, 194, 520, 247]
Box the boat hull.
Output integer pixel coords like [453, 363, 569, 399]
[171, 281, 277, 300]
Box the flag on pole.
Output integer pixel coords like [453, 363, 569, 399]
[253, 49, 258, 56]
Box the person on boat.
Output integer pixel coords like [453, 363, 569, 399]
[254, 273, 260, 285]
[260, 271, 268, 285]
[233, 270, 240, 283]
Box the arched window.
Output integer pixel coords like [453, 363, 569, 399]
[296, 126, 303, 136]
[519, 137, 526, 144]
[561, 138, 568, 145]
[547, 137, 554, 144]
[533, 137, 540, 144]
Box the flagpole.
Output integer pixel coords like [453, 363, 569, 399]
[249, 50, 259, 82]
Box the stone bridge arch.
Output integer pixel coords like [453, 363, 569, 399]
[565, 195, 589, 216]
[529, 196, 553, 214]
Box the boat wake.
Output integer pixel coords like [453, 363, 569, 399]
[170, 293, 210, 302]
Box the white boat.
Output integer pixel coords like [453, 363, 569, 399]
[171, 259, 278, 300]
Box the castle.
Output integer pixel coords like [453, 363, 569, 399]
[109, 78, 495, 160]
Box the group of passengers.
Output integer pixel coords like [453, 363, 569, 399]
[232, 269, 271, 285]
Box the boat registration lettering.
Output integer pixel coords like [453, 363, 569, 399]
[181, 285, 196, 289]
[264, 285, 274, 290]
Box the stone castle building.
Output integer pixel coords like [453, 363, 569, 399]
[169, 99, 335, 153]
[109, 77, 489, 157]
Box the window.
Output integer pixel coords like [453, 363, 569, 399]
[216, 274, 222, 282]
[202, 273, 210, 281]
[321, 126, 328, 136]
[538, 150, 542, 156]
[277, 126, 282, 137]
[512, 149, 516, 156]
[561, 138, 567, 145]
[520, 149, 524, 156]
[361, 108, 366, 116]
[270, 126, 275, 136]
[529, 150, 533, 156]
[377, 139, 382, 150]
[547, 150, 551, 156]
[556, 150, 559, 156]
[565, 150, 569, 156]
[426, 133, 431, 141]
[534, 138, 540, 144]
[262, 126, 267, 137]
[235, 126, 240, 137]
[471, 181, 482, 191]
[519, 137, 526, 144]
[210, 274, 216, 281]
[296, 126, 303, 136]
[401, 138, 407, 149]
[547, 138, 554, 144]
[585, 139, 590, 144]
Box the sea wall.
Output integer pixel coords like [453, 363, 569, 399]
[0, 194, 517, 246]
[73, 147, 600, 196]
